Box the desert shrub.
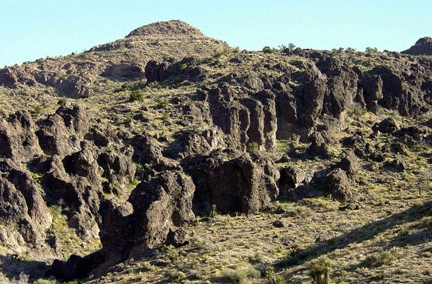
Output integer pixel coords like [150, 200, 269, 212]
[159, 100, 169, 108]
[309, 256, 332, 284]
[213, 49, 229, 58]
[32, 279, 56, 284]
[121, 81, 146, 91]
[30, 105, 44, 118]
[57, 98, 67, 105]
[168, 270, 185, 282]
[262, 46, 277, 54]
[247, 142, 259, 152]
[263, 266, 285, 284]
[365, 46, 379, 53]
[222, 266, 260, 283]
[361, 249, 396, 268]
[210, 204, 218, 218]
[276, 140, 290, 153]
[160, 245, 179, 262]
[129, 89, 144, 102]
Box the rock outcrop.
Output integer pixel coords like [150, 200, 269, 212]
[182, 150, 279, 215]
[0, 20, 432, 283]
[0, 159, 51, 251]
[402, 37, 432, 55]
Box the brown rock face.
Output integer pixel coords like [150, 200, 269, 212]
[101, 62, 146, 80]
[0, 159, 51, 251]
[183, 150, 279, 214]
[359, 75, 383, 113]
[93, 170, 195, 274]
[317, 57, 359, 119]
[145, 60, 169, 83]
[0, 111, 41, 162]
[36, 114, 73, 156]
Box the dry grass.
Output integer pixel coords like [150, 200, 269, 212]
[83, 182, 432, 283]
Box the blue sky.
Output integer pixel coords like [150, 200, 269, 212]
[1, 1, 431, 67]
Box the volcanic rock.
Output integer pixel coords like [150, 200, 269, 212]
[402, 37, 432, 55]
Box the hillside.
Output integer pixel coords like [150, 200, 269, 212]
[0, 20, 432, 283]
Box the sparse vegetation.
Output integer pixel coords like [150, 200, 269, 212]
[0, 19, 431, 284]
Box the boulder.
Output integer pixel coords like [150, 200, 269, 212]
[168, 129, 226, 158]
[337, 150, 359, 179]
[383, 158, 405, 172]
[307, 132, 333, 159]
[394, 126, 429, 141]
[325, 168, 352, 202]
[166, 228, 190, 247]
[317, 57, 359, 118]
[373, 117, 400, 134]
[371, 66, 423, 117]
[0, 67, 37, 88]
[279, 166, 308, 189]
[98, 147, 136, 187]
[295, 69, 327, 127]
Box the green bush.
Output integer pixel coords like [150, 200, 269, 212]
[32, 279, 56, 284]
[222, 266, 260, 283]
[309, 256, 332, 284]
[57, 98, 67, 105]
[361, 249, 396, 268]
[213, 49, 229, 58]
[129, 89, 144, 102]
[159, 100, 169, 108]
[168, 271, 185, 282]
[262, 46, 277, 54]
[30, 105, 44, 118]
[246, 142, 259, 152]
[365, 46, 379, 53]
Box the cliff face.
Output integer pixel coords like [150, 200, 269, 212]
[0, 21, 432, 282]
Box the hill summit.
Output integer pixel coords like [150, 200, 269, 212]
[402, 36, 432, 55]
[126, 20, 205, 38]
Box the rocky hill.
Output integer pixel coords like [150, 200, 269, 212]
[0, 20, 432, 283]
[402, 37, 432, 55]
